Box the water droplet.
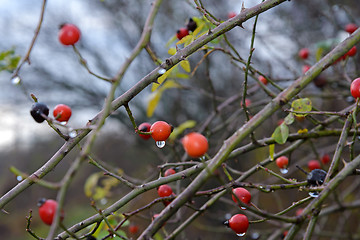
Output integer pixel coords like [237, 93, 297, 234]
[60, 121, 68, 125]
[251, 232, 260, 239]
[280, 168, 289, 174]
[240, 206, 246, 210]
[156, 141, 166, 148]
[259, 186, 264, 189]
[158, 68, 166, 74]
[224, 213, 232, 219]
[236, 232, 246, 237]
[309, 192, 319, 198]
[11, 76, 21, 85]
[16, 175, 23, 181]
[346, 96, 355, 103]
[100, 198, 108, 205]
[69, 130, 77, 138]
[199, 155, 206, 161]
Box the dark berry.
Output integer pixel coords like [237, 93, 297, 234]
[86, 236, 97, 240]
[186, 18, 197, 32]
[307, 169, 327, 186]
[30, 102, 49, 123]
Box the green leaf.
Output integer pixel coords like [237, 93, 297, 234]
[168, 120, 197, 142]
[291, 98, 312, 116]
[315, 47, 324, 62]
[269, 144, 275, 161]
[180, 60, 191, 73]
[284, 113, 295, 125]
[272, 124, 289, 144]
[84, 172, 102, 198]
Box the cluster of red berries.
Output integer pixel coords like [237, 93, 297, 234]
[137, 121, 173, 144]
[224, 187, 251, 235]
[275, 153, 331, 174]
[176, 18, 197, 40]
[30, 102, 72, 123]
[138, 121, 209, 157]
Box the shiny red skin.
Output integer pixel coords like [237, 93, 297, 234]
[298, 48, 309, 59]
[58, 24, 80, 45]
[38, 199, 58, 225]
[150, 121, 172, 141]
[308, 160, 321, 171]
[157, 184, 173, 197]
[258, 75, 268, 85]
[228, 214, 249, 234]
[232, 187, 251, 205]
[351, 78, 360, 99]
[164, 168, 176, 177]
[53, 104, 72, 122]
[276, 156, 289, 169]
[321, 154, 330, 164]
[345, 23, 358, 34]
[182, 132, 208, 158]
[302, 65, 311, 73]
[129, 225, 139, 234]
[176, 28, 189, 40]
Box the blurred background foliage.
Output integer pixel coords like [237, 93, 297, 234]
[0, 0, 360, 239]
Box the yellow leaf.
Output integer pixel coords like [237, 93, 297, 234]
[193, 22, 205, 37]
[176, 34, 193, 45]
[84, 172, 102, 198]
[151, 66, 175, 91]
[147, 80, 181, 117]
[147, 91, 162, 117]
[168, 47, 176, 55]
[180, 60, 191, 73]
[297, 128, 308, 134]
[269, 144, 275, 161]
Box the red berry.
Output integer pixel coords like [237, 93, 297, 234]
[308, 160, 321, 171]
[228, 12, 237, 19]
[164, 168, 176, 177]
[58, 23, 80, 45]
[138, 122, 152, 140]
[129, 224, 139, 234]
[226, 214, 249, 235]
[53, 104, 72, 122]
[231, 187, 251, 205]
[176, 28, 189, 40]
[258, 75, 268, 85]
[345, 23, 358, 34]
[350, 78, 360, 99]
[276, 156, 289, 169]
[347, 46, 357, 57]
[150, 121, 172, 141]
[157, 184, 173, 198]
[302, 65, 311, 73]
[182, 132, 209, 158]
[298, 48, 309, 59]
[295, 208, 303, 216]
[277, 119, 284, 126]
[38, 199, 61, 225]
[321, 154, 330, 164]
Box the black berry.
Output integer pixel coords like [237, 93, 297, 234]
[30, 102, 49, 123]
[307, 169, 327, 186]
[86, 236, 97, 240]
[186, 18, 197, 32]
